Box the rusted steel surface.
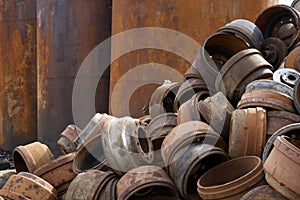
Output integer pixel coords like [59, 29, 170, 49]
[168, 143, 229, 200]
[65, 170, 117, 200]
[215, 49, 273, 103]
[198, 92, 234, 142]
[33, 152, 77, 194]
[73, 134, 109, 174]
[261, 37, 287, 70]
[13, 141, 54, 173]
[0, 172, 58, 200]
[116, 165, 180, 200]
[218, 19, 264, 50]
[241, 185, 288, 200]
[161, 121, 227, 170]
[57, 124, 81, 154]
[0, 0, 37, 151]
[110, 0, 278, 118]
[177, 91, 209, 124]
[102, 117, 154, 175]
[37, 0, 112, 156]
[146, 113, 177, 167]
[197, 156, 265, 200]
[285, 45, 300, 70]
[273, 68, 300, 87]
[262, 123, 300, 163]
[294, 79, 300, 114]
[174, 78, 207, 112]
[237, 89, 295, 113]
[256, 5, 300, 50]
[264, 136, 300, 199]
[149, 82, 181, 119]
[267, 111, 300, 137]
[229, 108, 267, 158]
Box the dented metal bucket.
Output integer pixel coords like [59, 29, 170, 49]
[13, 141, 54, 173]
[218, 19, 264, 50]
[255, 5, 300, 50]
[33, 152, 77, 195]
[198, 92, 234, 143]
[264, 136, 300, 199]
[74, 113, 115, 150]
[215, 49, 273, 104]
[168, 143, 229, 199]
[146, 113, 177, 167]
[0, 172, 58, 200]
[266, 111, 300, 137]
[116, 165, 180, 200]
[262, 123, 300, 163]
[161, 121, 227, 170]
[73, 134, 108, 174]
[197, 156, 265, 200]
[237, 89, 295, 113]
[174, 78, 208, 112]
[177, 91, 209, 124]
[65, 170, 117, 200]
[57, 124, 81, 154]
[149, 82, 181, 119]
[229, 107, 267, 158]
[102, 117, 154, 175]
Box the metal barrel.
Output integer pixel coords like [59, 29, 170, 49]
[110, 0, 278, 118]
[37, 0, 112, 155]
[0, 0, 37, 150]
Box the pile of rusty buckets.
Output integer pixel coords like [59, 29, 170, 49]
[0, 3, 299, 200]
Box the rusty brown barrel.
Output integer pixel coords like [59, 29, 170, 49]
[110, 0, 278, 118]
[37, 0, 112, 156]
[0, 0, 37, 151]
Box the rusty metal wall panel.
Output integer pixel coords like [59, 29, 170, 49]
[37, 0, 111, 155]
[0, 0, 37, 151]
[110, 0, 278, 118]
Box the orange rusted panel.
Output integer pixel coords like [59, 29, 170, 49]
[37, 0, 112, 155]
[0, 0, 37, 151]
[110, 0, 279, 118]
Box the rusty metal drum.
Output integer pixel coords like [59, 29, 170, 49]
[0, 0, 37, 151]
[37, 0, 112, 156]
[110, 0, 278, 118]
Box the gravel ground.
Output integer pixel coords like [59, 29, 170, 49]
[0, 148, 13, 170]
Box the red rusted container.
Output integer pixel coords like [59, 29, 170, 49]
[110, 0, 278, 118]
[0, 0, 37, 150]
[37, 0, 112, 155]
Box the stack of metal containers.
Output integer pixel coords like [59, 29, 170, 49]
[0, 2, 299, 200]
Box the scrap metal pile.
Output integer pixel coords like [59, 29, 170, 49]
[0, 3, 300, 200]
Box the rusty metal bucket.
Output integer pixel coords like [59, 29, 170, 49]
[13, 141, 54, 173]
[197, 156, 265, 200]
[0, 172, 58, 200]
